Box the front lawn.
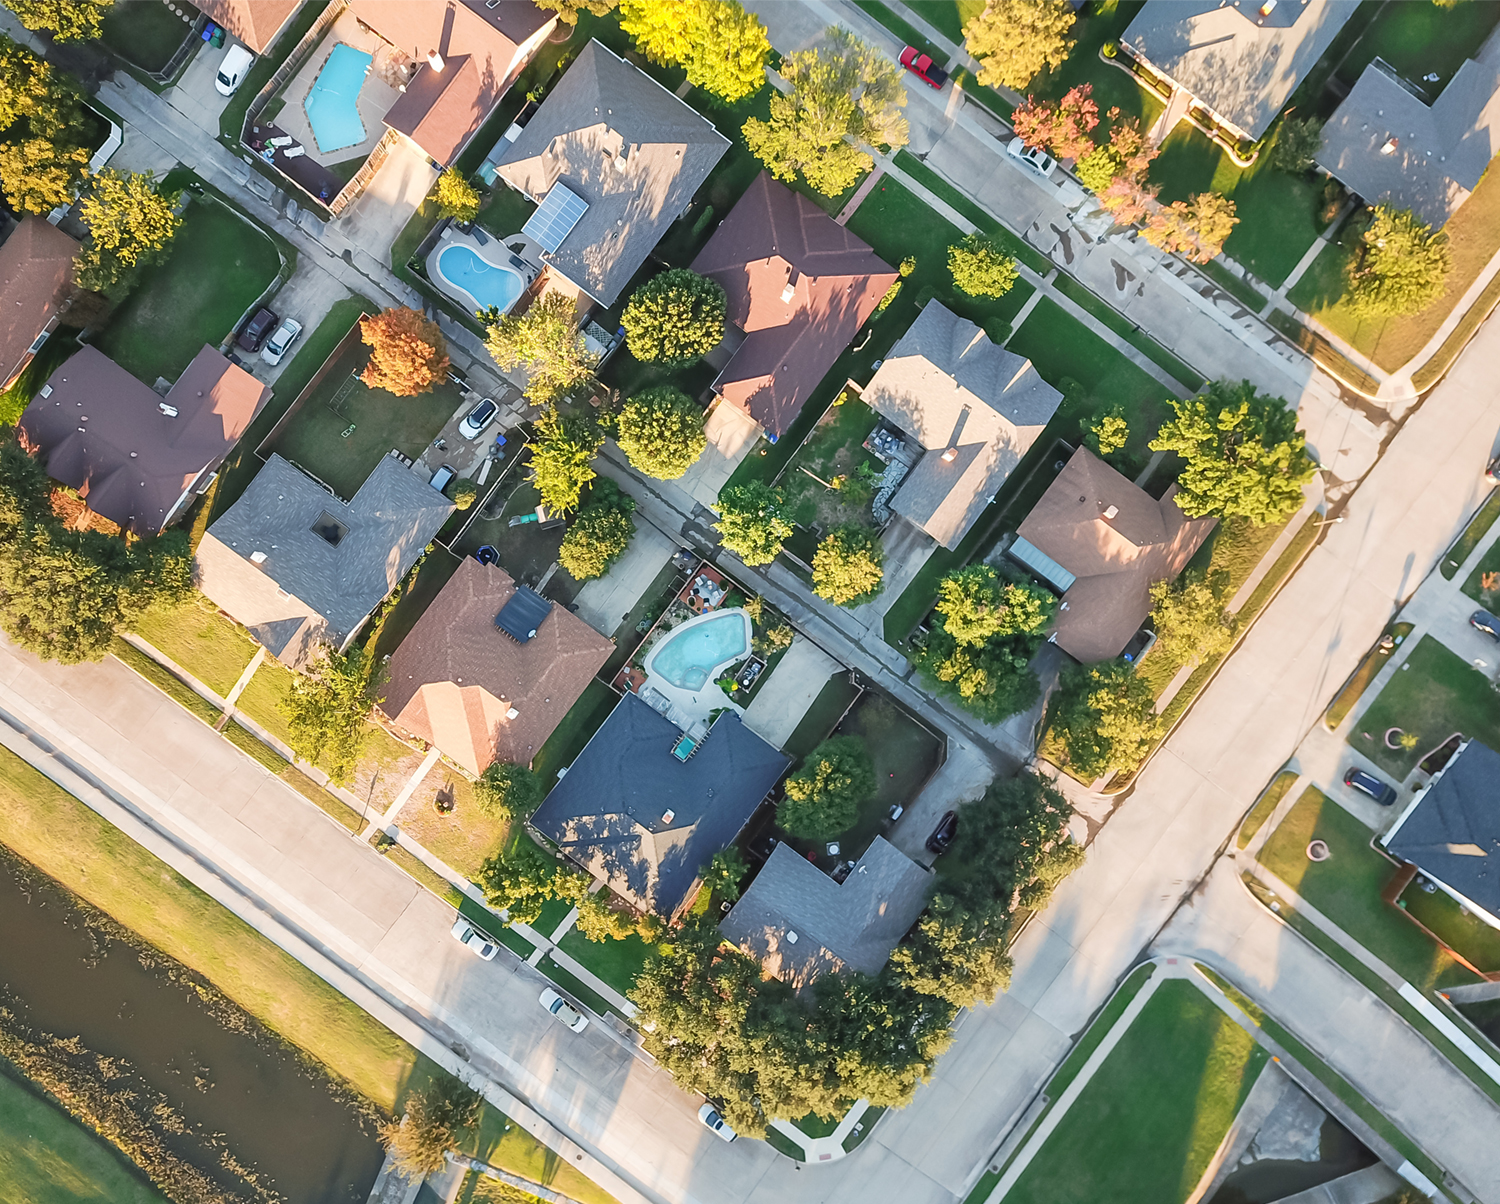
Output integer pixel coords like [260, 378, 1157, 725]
[1024, 1, 1163, 132]
[100, 0, 196, 73]
[232, 659, 298, 746]
[1324, 622, 1415, 730]
[557, 926, 657, 997]
[1398, 876, 1500, 976]
[1461, 537, 1500, 608]
[1347, 635, 1500, 780]
[1443, 490, 1500, 580]
[132, 597, 256, 696]
[396, 768, 501, 881]
[904, 0, 985, 43]
[93, 196, 282, 386]
[1237, 770, 1298, 850]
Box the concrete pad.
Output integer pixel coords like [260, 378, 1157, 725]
[741, 634, 842, 749]
[337, 137, 436, 251]
[677, 402, 762, 510]
[573, 519, 679, 638]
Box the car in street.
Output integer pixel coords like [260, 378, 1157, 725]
[1472, 609, 1500, 641]
[236, 307, 278, 352]
[1007, 137, 1056, 179]
[1343, 768, 1397, 806]
[449, 917, 499, 961]
[215, 44, 254, 96]
[900, 46, 948, 89]
[458, 397, 499, 440]
[429, 464, 456, 494]
[1486, 453, 1500, 484]
[259, 317, 302, 366]
[698, 1102, 738, 1142]
[926, 810, 958, 855]
[539, 987, 589, 1033]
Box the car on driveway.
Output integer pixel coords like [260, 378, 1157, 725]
[539, 987, 589, 1033]
[1007, 137, 1056, 179]
[900, 46, 948, 89]
[260, 317, 302, 366]
[698, 1102, 738, 1142]
[429, 464, 456, 494]
[1471, 609, 1500, 641]
[926, 810, 957, 855]
[237, 307, 278, 352]
[458, 397, 499, 440]
[1344, 768, 1397, 806]
[450, 917, 499, 960]
[215, 44, 254, 96]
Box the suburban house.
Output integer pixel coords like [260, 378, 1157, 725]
[720, 837, 931, 989]
[493, 40, 730, 306]
[0, 216, 82, 390]
[861, 302, 1062, 550]
[1120, 0, 1359, 142]
[381, 557, 613, 776]
[692, 171, 896, 441]
[19, 344, 270, 537]
[195, 0, 301, 54]
[531, 693, 790, 918]
[1008, 447, 1216, 663]
[194, 453, 453, 669]
[1381, 739, 1500, 932]
[1318, 28, 1500, 227]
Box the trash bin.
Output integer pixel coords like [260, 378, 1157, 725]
[209, 24, 226, 47]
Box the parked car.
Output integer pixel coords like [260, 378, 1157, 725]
[1472, 609, 1500, 640]
[429, 464, 456, 493]
[926, 810, 958, 855]
[698, 1102, 738, 1143]
[449, 917, 499, 961]
[1007, 137, 1056, 179]
[260, 317, 302, 366]
[1485, 453, 1500, 483]
[215, 44, 254, 96]
[237, 307, 278, 352]
[1343, 768, 1397, 807]
[899, 45, 948, 89]
[539, 987, 589, 1033]
[458, 397, 499, 440]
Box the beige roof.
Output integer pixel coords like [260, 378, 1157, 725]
[195, 0, 301, 54]
[0, 216, 80, 387]
[383, 557, 613, 775]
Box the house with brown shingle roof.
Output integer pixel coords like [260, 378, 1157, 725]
[19, 344, 270, 536]
[195, 0, 301, 54]
[691, 171, 896, 440]
[381, 557, 613, 776]
[0, 216, 82, 391]
[1009, 447, 1216, 663]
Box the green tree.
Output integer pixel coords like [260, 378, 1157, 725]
[890, 894, 1012, 1007]
[1271, 116, 1323, 174]
[0, 136, 88, 216]
[476, 839, 560, 925]
[948, 233, 1017, 299]
[434, 168, 480, 222]
[474, 761, 542, 820]
[1085, 403, 1129, 458]
[1149, 380, 1316, 524]
[1149, 569, 1235, 668]
[483, 292, 597, 406]
[620, 268, 726, 366]
[1017, 837, 1086, 909]
[0, 33, 84, 133]
[620, 0, 769, 103]
[380, 1077, 482, 1178]
[933, 565, 1051, 647]
[1142, 192, 1238, 263]
[1047, 660, 1159, 781]
[701, 846, 749, 903]
[615, 386, 707, 479]
[943, 773, 1072, 911]
[278, 646, 377, 786]
[742, 26, 907, 197]
[777, 736, 875, 839]
[964, 0, 1075, 91]
[1346, 203, 1450, 318]
[1074, 110, 1157, 194]
[811, 524, 883, 606]
[573, 889, 640, 942]
[558, 480, 636, 580]
[73, 169, 182, 291]
[713, 480, 794, 566]
[526, 407, 604, 516]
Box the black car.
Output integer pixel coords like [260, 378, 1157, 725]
[926, 810, 957, 855]
[1471, 609, 1500, 641]
[237, 307, 278, 351]
[1344, 768, 1397, 806]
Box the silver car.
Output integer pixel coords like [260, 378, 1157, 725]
[539, 987, 589, 1033]
[1007, 136, 1056, 179]
[450, 917, 499, 960]
[260, 318, 303, 366]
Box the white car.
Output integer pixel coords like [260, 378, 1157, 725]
[458, 397, 499, 440]
[260, 318, 302, 366]
[539, 987, 589, 1033]
[215, 44, 255, 97]
[1007, 137, 1056, 179]
[698, 1103, 738, 1143]
[450, 917, 499, 961]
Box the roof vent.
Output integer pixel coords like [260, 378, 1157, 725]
[662, 809, 675, 824]
[1259, 0, 1276, 15]
[129, 451, 138, 458]
[780, 282, 796, 303]
[39, 384, 51, 398]
[506, 706, 519, 720]
[1380, 137, 1399, 155]
[427, 50, 445, 72]
[941, 447, 958, 463]
[159, 403, 178, 418]
[786, 930, 799, 944]
[249, 550, 268, 565]
[1103, 504, 1119, 520]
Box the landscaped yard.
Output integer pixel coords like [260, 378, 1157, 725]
[777, 392, 886, 533]
[1347, 635, 1500, 780]
[132, 597, 256, 697]
[1398, 875, 1500, 976]
[397, 766, 500, 881]
[93, 194, 282, 386]
[1330, 0, 1500, 104]
[100, 0, 195, 73]
[1021, 0, 1163, 132]
[449, 453, 568, 588]
[557, 925, 658, 997]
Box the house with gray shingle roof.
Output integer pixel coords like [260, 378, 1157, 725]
[493, 40, 730, 306]
[194, 453, 453, 669]
[862, 303, 1061, 551]
[720, 836, 931, 989]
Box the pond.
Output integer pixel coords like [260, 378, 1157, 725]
[0, 851, 384, 1204]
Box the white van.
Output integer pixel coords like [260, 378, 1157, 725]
[215, 44, 255, 97]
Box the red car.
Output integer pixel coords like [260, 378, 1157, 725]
[900, 45, 948, 89]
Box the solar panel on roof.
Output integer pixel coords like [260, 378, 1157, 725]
[495, 585, 552, 643]
[523, 183, 588, 254]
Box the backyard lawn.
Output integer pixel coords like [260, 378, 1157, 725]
[778, 393, 886, 532]
[94, 195, 281, 386]
[1330, 0, 1500, 103]
[532, 680, 622, 793]
[1004, 977, 1268, 1204]
[100, 0, 195, 73]
[450, 459, 568, 589]
[1347, 635, 1500, 780]
[782, 673, 862, 762]
[132, 597, 256, 697]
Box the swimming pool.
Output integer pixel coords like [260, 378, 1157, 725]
[303, 44, 371, 153]
[433, 243, 527, 315]
[646, 609, 751, 692]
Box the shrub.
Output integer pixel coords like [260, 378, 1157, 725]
[620, 269, 727, 366]
[949, 233, 1018, 298]
[812, 524, 884, 606]
[777, 736, 876, 839]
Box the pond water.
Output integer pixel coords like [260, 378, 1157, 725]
[0, 852, 385, 1203]
[1208, 1115, 1377, 1204]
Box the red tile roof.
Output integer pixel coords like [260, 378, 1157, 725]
[0, 216, 80, 388]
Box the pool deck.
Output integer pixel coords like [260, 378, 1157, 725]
[636, 607, 752, 729]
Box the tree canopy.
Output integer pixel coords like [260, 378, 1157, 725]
[4, 0, 113, 41]
[614, 386, 707, 480]
[1046, 660, 1158, 782]
[558, 479, 636, 581]
[532, 0, 616, 24]
[778, 735, 876, 839]
[1270, 117, 1323, 175]
[74, 170, 182, 292]
[0, 35, 89, 216]
[714, 481, 794, 566]
[474, 761, 542, 820]
[483, 292, 598, 406]
[278, 646, 379, 786]
[620, 0, 770, 102]
[476, 838, 562, 926]
[948, 233, 1018, 299]
[1010, 85, 1097, 160]
[380, 1078, 482, 1178]
[1141, 192, 1238, 263]
[965, 0, 1076, 91]
[1149, 569, 1236, 668]
[1075, 111, 1157, 196]
[621, 269, 726, 366]
[527, 407, 604, 516]
[1346, 204, 1450, 318]
[1085, 403, 1129, 458]
[812, 524, 883, 606]
[434, 168, 480, 222]
[359, 308, 450, 397]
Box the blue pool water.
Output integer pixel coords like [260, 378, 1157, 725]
[649, 612, 749, 691]
[436, 244, 526, 313]
[303, 44, 372, 153]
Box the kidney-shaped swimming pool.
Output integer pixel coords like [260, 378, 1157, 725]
[645, 609, 752, 692]
[433, 243, 526, 315]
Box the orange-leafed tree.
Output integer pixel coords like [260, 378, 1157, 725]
[359, 307, 450, 396]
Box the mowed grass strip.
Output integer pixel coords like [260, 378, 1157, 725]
[131, 598, 256, 697]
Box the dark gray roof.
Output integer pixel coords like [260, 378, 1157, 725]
[194, 454, 453, 668]
[494, 40, 729, 305]
[1122, 0, 1359, 139]
[532, 693, 790, 917]
[1317, 35, 1500, 227]
[864, 303, 1061, 550]
[1383, 740, 1500, 923]
[720, 837, 931, 988]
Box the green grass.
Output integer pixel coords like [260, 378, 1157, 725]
[1257, 786, 1476, 992]
[1025, 1, 1162, 131]
[1350, 635, 1500, 780]
[763, 1127, 805, 1160]
[537, 954, 621, 1019]
[1004, 978, 1267, 1204]
[532, 896, 577, 941]
[232, 658, 297, 746]
[1197, 259, 1268, 312]
[557, 928, 657, 998]
[131, 598, 255, 696]
[222, 719, 288, 772]
[99, 1, 193, 73]
[1462, 537, 1500, 607]
[0, 1069, 165, 1204]
[277, 762, 365, 833]
[854, 1, 947, 64]
[459, 1108, 616, 1204]
[109, 639, 223, 727]
[1333, 0, 1500, 100]
[93, 197, 281, 385]
[1325, 622, 1416, 729]
[1050, 273, 1204, 389]
[1237, 770, 1298, 850]
[782, 674, 862, 761]
[0, 331, 81, 426]
[1444, 491, 1500, 580]
[1399, 877, 1500, 976]
[904, 0, 985, 43]
[779, 393, 885, 529]
[841, 1104, 885, 1152]
[893, 151, 1049, 274]
[219, 1, 330, 141]
[532, 680, 621, 793]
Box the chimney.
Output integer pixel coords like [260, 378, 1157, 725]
[1381, 137, 1399, 155]
[941, 447, 958, 463]
[427, 50, 444, 72]
[1103, 504, 1119, 520]
[506, 706, 519, 720]
[780, 282, 796, 303]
